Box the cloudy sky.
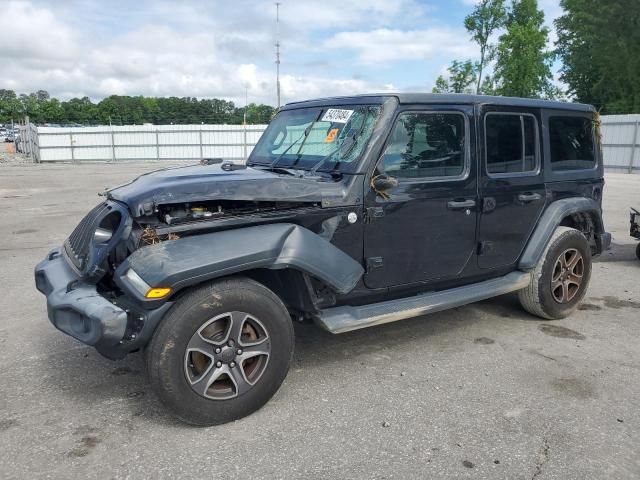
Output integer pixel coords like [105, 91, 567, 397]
[0, 0, 563, 106]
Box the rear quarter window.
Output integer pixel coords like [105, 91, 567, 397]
[549, 116, 595, 171]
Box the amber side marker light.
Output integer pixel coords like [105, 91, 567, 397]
[145, 287, 172, 299]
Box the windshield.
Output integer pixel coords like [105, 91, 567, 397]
[248, 105, 381, 172]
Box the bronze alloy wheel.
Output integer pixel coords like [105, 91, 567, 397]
[147, 277, 294, 425]
[184, 311, 271, 400]
[551, 248, 584, 304]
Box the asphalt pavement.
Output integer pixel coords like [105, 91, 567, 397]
[0, 158, 639, 479]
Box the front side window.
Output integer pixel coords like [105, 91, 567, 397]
[485, 113, 538, 175]
[549, 116, 595, 171]
[380, 112, 466, 180]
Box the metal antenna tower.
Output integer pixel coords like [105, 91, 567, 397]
[275, 2, 281, 108]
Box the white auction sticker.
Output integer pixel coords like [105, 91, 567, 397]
[322, 109, 354, 124]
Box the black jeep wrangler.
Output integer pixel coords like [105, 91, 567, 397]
[35, 94, 611, 425]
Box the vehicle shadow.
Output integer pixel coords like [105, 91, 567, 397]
[594, 241, 638, 263]
[291, 292, 526, 370]
[39, 293, 526, 427]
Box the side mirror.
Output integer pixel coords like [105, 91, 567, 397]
[372, 174, 398, 192]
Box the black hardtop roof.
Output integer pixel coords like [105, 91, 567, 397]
[283, 93, 595, 112]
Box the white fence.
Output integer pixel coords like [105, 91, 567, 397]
[601, 114, 640, 173]
[15, 115, 640, 172]
[18, 124, 268, 163]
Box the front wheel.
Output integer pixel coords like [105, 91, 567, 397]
[636, 243, 640, 261]
[518, 227, 592, 320]
[146, 277, 294, 426]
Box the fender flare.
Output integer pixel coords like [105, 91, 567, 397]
[518, 197, 607, 271]
[115, 223, 364, 305]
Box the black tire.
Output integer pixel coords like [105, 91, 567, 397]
[518, 227, 592, 320]
[146, 277, 294, 426]
[636, 243, 640, 261]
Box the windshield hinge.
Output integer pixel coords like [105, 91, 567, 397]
[366, 257, 384, 272]
[365, 206, 384, 223]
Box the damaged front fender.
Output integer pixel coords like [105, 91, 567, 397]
[114, 223, 365, 306]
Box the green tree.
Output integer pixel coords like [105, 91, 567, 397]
[62, 97, 98, 124]
[19, 93, 41, 122]
[40, 98, 65, 123]
[0, 89, 22, 123]
[0, 88, 276, 125]
[239, 103, 276, 124]
[493, 0, 555, 98]
[556, 0, 640, 113]
[479, 74, 497, 95]
[450, 60, 479, 94]
[35, 90, 50, 102]
[432, 75, 450, 94]
[464, 0, 507, 94]
[432, 60, 478, 94]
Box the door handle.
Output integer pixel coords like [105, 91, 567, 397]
[518, 193, 542, 203]
[447, 199, 476, 210]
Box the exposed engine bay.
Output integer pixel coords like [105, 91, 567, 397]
[158, 200, 309, 225]
[133, 199, 316, 246]
[96, 199, 317, 292]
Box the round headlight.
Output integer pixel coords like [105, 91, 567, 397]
[94, 210, 121, 244]
[94, 227, 112, 244]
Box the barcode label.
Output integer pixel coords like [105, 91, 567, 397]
[322, 109, 354, 124]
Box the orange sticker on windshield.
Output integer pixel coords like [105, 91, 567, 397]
[324, 128, 339, 143]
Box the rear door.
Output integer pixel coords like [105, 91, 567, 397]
[478, 108, 546, 269]
[363, 105, 478, 289]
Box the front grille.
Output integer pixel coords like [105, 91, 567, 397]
[64, 202, 111, 271]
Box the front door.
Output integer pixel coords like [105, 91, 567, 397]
[363, 106, 478, 289]
[478, 109, 546, 269]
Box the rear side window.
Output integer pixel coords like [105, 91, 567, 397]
[485, 113, 538, 175]
[549, 116, 595, 171]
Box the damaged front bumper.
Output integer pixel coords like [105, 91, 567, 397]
[34, 248, 171, 359]
[35, 248, 127, 358]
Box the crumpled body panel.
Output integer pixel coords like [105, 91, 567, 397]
[116, 223, 365, 296]
[107, 164, 361, 216]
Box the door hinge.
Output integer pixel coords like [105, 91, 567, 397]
[366, 256, 384, 272]
[365, 206, 384, 223]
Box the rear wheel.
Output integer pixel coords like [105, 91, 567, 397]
[636, 243, 640, 260]
[518, 227, 592, 319]
[146, 277, 294, 426]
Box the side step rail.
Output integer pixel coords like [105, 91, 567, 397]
[317, 271, 530, 334]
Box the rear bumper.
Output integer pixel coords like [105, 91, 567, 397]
[35, 248, 128, 357]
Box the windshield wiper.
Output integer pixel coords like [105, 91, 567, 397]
[307, 146, 342, 176]
[270, 110, 323, 169]
[268, 125, 312, 168]
[309, 110, 368, 175]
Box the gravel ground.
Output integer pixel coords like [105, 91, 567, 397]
[0, 142, 30, 164]
[0, 161, 639, 479]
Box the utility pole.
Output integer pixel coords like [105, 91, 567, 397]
[275, 2, 281, 109]
[243, 85, 249, 125]
[243, 84, 248, 161]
